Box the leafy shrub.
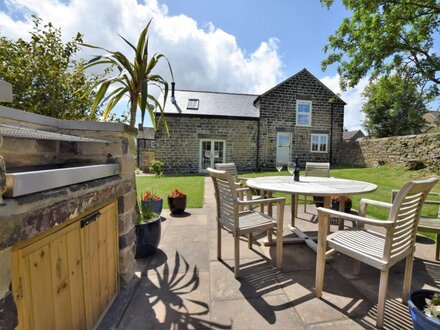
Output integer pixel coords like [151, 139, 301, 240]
[149, 160, 164, 177]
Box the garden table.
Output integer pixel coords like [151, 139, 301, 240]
[246, 176, 377, 252]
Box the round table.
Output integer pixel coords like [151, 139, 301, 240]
[246, 176, 377, 251]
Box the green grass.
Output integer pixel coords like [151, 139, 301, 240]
[136, 174, 205, 208]
[242, 164, 440, 220]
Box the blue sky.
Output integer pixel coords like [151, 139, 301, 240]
[163, 0, 349, 78]
[0, 0, 367, 130]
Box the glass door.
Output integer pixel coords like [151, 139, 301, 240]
[199, 139, 226, 172]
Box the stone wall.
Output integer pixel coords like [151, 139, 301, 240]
[0, 106, 138, 329]
[138, 139, 155, 172]
[338, 132, 440, 172]
[155, 115, 258, 173]
[256, 69, 345, 169]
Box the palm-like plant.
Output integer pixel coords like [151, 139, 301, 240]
[83, 19, 173, 131]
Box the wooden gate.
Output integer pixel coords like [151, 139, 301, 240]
[12, 201, 119, 329]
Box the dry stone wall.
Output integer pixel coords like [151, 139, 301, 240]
[338, 133, 440, 172]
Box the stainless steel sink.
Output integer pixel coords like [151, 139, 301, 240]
[5, 163, 120, 197]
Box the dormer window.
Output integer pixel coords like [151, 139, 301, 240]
[296, 100, 312, 126]
[187, 99, 199, 110]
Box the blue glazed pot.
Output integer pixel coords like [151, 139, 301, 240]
[408, 289, 440, 330]
[141, 198, 163, 215]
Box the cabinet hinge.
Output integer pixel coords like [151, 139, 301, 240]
[80, 211, 101, 228]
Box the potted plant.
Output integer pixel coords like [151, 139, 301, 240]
[168, 188, 187, 214]
[141, 190, 163, 215]
[408, 289, 440, 329]
[331, 196, 352, 213]
[135, 204, 162, 258]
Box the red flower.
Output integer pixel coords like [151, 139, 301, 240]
[169, 188, 185, 198]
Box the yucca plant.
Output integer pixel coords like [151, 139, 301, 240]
[83, 19, 173, 131]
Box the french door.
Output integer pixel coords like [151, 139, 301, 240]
[199, 139, 226, 172]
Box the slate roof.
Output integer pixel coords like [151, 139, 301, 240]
[343, 130, 365, 141]
[254, 68, 346, 105]
[159, 90, 259, 118]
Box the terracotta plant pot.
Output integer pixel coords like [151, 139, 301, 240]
[331, 199, 352, 213]
[135, 215, 161, 258]
[168, 195, 187, 214]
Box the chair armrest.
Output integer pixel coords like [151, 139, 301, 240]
[237, 176, 249, 181]
[238, 197, 285, 206]
[236, 187, 250, 192]
[317, 207, 394, 228]
[360, 198, 393, 209]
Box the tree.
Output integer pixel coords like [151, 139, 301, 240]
[83, 19, 174, 130]
[321, 0, 440, 97]
[0, 16, 99, 120]
[362, 74, 428, 137]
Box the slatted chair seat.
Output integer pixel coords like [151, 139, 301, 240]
[315, 177, 438, 328]
[237, 211, 276, 233]
[328, 229, 386, 269]
[208, 167, 285, 278]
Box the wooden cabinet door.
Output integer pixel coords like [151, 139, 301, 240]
[12, 201, 119, 330]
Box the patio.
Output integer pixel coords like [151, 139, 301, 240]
[99, 177, 440, 329]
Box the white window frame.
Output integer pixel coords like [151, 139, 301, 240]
[199, 139, 226, 172]
[310, 134, 328, 153]
[296, 100, 312, 127]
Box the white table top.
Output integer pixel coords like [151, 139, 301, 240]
[246, 176, 377, 196]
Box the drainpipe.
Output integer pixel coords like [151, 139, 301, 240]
[256, 118, 260, 171]
[329, 99, 334, 165]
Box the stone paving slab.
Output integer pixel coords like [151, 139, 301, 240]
[100, 177, 440, 329]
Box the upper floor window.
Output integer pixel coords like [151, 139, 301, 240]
[296, 100, 312, 126]
[311, 133, 328, 153]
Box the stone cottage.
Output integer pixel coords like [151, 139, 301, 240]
[153, 68, 346, 173]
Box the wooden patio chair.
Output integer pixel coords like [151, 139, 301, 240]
[392, 190, 440, 260]
[208, 168, 285, 278]
[215, 162, 262, 211]
[314, 177, 438, 328]
[301, 162, 330, 212]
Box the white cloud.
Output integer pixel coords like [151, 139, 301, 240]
[320, 74, 369, 132]
[0, 0, 283, 125]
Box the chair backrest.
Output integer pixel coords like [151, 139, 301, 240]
[385, 177, 438, 263]
[214, 163, 238, 180]
[305, 162, 330, 177]
[208, 167, 238, 230]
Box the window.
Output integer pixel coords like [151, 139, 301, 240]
[296, 100, 312, 126]
[311, 134, 328, 153]
[187, 99, 199, 110]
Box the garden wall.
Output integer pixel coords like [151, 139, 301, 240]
[339, 132, 440, 172]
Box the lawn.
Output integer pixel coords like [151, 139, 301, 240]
[241, 164, 440, 221]
[136, 174, 205, 208]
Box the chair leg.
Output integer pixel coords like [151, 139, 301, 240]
[276, 228, 283, 269]
[402, 253, 414, 304]
[217, 222, 222, 260]
[267, 228, 273, 243]
[234, 234, 240, 278]
[304, 195, 307, 213]
[376, 269, 389, 328]
[436, 234, 440, 261]
[248, 233, 253, 249]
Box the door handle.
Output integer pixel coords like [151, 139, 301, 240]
[80, 211, 101, 228]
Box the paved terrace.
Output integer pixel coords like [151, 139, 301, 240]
[100, 178, 440, 329]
